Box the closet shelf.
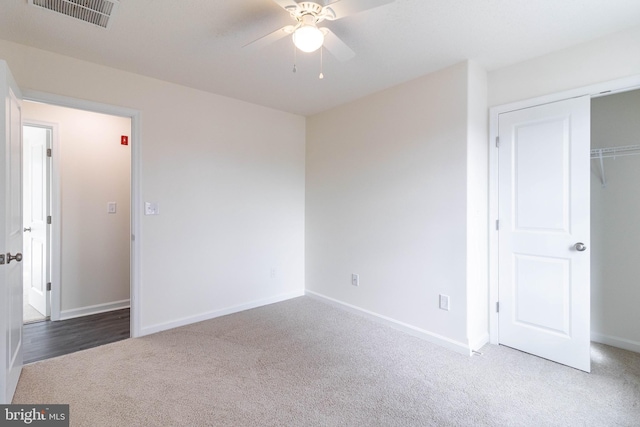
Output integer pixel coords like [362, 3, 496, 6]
[590, 144, 640, 159]
[590, 144, 640, 187]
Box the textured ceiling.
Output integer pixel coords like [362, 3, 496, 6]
[1, 0, 639, 115]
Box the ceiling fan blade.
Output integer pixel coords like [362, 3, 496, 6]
[272, 0, 299, 12]
[321, 28, 355, 62]
[324, 0, 395, 20]
[244, 26, 295, 50]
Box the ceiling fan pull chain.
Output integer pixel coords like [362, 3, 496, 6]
[319, 46, 324, 79]
[293, 43, 297, 73]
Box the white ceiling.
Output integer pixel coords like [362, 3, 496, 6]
[1, 0, 639, 116]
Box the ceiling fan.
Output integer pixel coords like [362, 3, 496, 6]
[245, 0, 395, 62]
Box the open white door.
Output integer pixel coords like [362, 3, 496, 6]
[23, 125, 50, 317]
[0, 60, 24, 403]
[498, 96, 591, 372]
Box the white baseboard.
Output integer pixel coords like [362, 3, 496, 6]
[469, 333, 490, 353]
[591, 332, 640, 354]
[139, 290, 305, 337]
[305, 290, 472, 356]
[59, 299, 130, 321]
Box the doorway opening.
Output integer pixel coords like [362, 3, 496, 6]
[21, 100, 133, 361]
[590, 88, 640, 354]
[489, 75, 640, 370]
[22, 123, 51, 324]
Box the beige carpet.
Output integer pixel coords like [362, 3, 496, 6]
[13, 297, 640, 426]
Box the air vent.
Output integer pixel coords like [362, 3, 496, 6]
[28, 0, 119, 29]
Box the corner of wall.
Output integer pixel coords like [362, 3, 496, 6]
[466, 60, 490, 348]
[306, 60, 485, 355]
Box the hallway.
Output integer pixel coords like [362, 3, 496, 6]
[23, 308, 130, 364]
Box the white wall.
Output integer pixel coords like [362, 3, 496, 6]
[0, 40, 306, 334]
[590, 89, 640, 351]
[306, 61, 487, 352]
[466, 61, 489, 348]
[23, 102, 130, 316]
[488, 25, 640, 107]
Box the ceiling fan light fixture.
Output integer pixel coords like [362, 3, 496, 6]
[292, 24, 324, 53]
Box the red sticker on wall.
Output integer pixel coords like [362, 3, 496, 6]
[121, 135, 129, 145]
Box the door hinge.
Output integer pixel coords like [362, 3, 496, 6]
[47, 215, 52, 225]
[496, 302, 500, 313]
[47, 148, 52, 157]
[495, 136, 500, 148]
[496, 219, 500, 230]
[47, 282, 51, 291]
[0, 254, 4, 265]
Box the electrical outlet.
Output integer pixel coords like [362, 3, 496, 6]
[270, 268, 276, 279]
[107, 202, 117, 214]
[351, 274, 359, 287]
[144, 202, 159, 215]
[439, 294, 450, 311]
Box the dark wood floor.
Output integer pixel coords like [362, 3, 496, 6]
[23, 309, 130, 364]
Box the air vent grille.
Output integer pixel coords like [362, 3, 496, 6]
[29, 0, 119, 29]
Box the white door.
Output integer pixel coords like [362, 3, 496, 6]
[498, 96, 591, 372]
[0, 61, 24, 403]
[23, 125, 50, 317]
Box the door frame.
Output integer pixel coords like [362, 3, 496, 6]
[22, 120, 56, 320]
[488, 74, 640, 345]
[22, 90, 142, 338]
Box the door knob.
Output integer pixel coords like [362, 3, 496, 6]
[7, 252, 22, 264]
[574, 242, 587, 252]
[23, 227, 31, 232]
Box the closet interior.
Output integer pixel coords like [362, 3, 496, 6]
[590, 88, 640, 353]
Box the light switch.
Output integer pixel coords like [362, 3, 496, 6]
[107, 202, 117, 214]
[144, 202, 159, 215]
[439, 294, 450, 311]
